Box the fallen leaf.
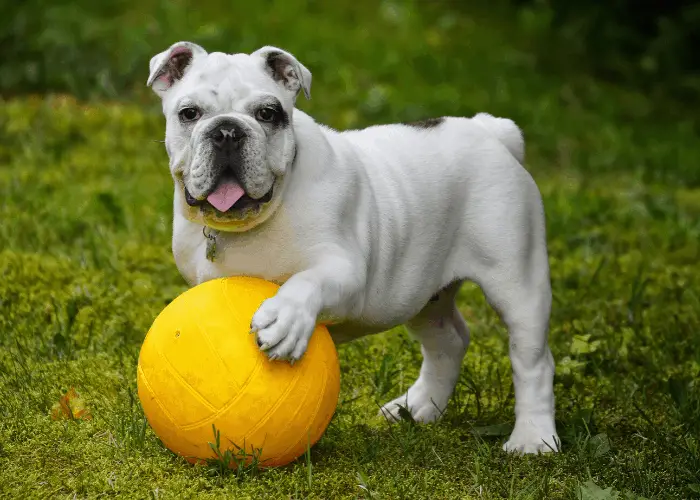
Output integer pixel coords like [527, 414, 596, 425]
[50, 387, 92, 421]
[578, 480, 619, 500]
[589, 433, 611, 458]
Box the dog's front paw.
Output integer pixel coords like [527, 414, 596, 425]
[503, 415, 560, 454]
[250, 295, 316, 362]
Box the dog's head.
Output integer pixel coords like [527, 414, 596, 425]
[147, 41, 311, 232]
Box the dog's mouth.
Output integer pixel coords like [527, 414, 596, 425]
[184, 177, 273, 213]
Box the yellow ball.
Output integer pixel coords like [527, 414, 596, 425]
[137, 276, 340, 467]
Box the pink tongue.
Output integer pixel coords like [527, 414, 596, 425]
[206, 180, 246, 212]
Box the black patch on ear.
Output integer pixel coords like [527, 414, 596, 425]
[169, 52, 191, 80]
[154, 49, 194, 88]
[265, 51, 288, 84]
[264, 51, 304, 96]
[402, 117, 445, 129]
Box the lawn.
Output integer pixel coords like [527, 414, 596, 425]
[1, 1, 699, 498]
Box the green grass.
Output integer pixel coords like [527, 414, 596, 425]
[1, 1, 700, 498]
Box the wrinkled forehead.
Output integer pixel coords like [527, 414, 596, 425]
[165, 52, 281, 108]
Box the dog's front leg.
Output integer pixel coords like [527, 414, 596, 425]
[250, 256, 363, 362]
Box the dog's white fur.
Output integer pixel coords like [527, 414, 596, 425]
[148, 42, 560, 454]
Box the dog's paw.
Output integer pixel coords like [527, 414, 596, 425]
[250, 295, 316, 362]
[503, 415, 560, 454]
[378, 379, 450, 424]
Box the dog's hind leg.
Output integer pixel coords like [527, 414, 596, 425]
[379, 281, 469, 423]
[460, 171, 560, 454]
[474, 256, 559, 454]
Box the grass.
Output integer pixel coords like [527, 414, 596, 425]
[1, 1, 700, 498]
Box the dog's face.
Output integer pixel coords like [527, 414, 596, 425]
[147, 42, 311, 232]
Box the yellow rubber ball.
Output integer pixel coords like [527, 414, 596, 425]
[137, 276, 340, 467]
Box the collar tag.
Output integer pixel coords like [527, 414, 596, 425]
[203, 227, 219, 262]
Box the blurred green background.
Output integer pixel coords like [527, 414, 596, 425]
[3, 0, 699, 102]
[2, 0, 698, 185]
[1, 1, 699, 498]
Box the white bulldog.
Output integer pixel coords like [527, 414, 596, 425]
[147, 41, 560, 454]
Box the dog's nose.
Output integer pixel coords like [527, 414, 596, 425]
[210, 123, 244, 150]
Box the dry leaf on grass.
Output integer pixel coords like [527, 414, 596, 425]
[50, 387, 92, 421]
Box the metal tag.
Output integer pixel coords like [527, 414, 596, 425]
[203, 227, 218, 262]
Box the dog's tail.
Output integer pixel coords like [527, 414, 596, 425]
[472, 112, 525, 164]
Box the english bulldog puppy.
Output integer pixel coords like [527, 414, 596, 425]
[147, 41, 560, 454]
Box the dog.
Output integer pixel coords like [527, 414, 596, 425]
[147, 41, 560, 454]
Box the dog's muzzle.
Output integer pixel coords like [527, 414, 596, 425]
[183, 119, 273, 212]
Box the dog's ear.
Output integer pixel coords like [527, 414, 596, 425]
[251, 46, 311, 101]
[147, 41, 207, 96]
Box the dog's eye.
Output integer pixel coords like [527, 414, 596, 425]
[179, 107, 201, 122]
[256, 107, 276, 123]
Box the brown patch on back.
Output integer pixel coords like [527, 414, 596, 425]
[402, 117, 445, 129]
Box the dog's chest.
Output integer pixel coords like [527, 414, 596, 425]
[215, 233, 301, 283]
[172, 212, 305, 286]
